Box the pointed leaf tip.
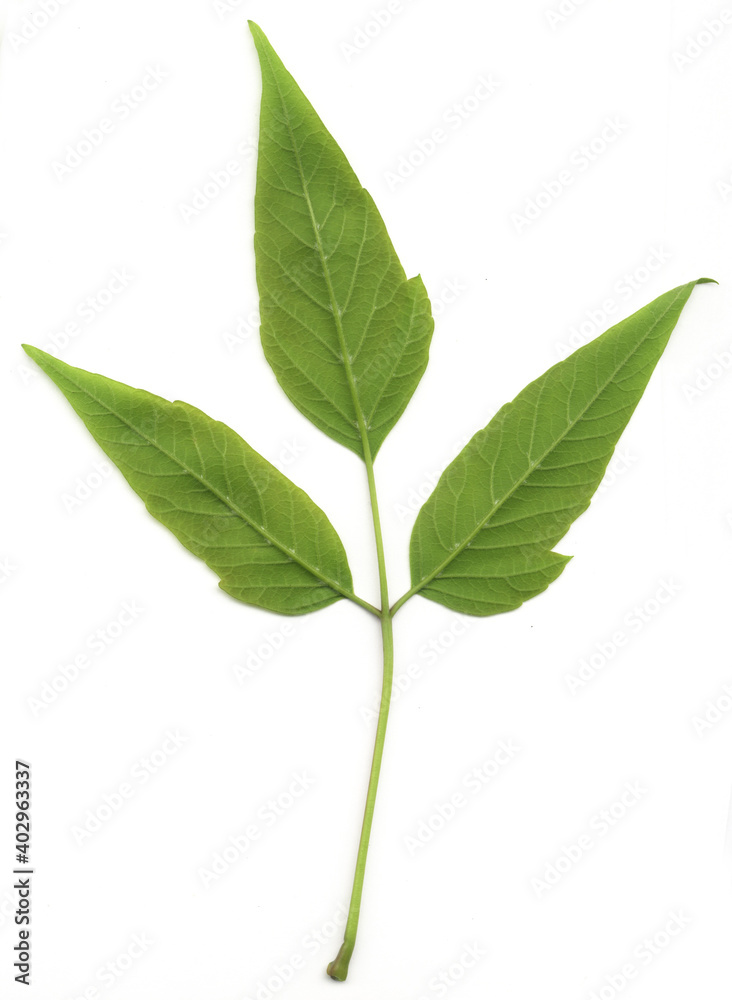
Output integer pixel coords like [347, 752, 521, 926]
[248, 21, 270, 53]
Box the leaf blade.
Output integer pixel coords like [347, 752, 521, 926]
[405, 279, 713, 616]
[250, 21, 434, 459]
[24, 346, 360, 616]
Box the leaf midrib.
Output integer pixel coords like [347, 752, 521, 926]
[262, 50, 374, 461]
[407, 288, 686, 600]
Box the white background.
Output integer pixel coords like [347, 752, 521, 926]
[2, 0, 731, 997]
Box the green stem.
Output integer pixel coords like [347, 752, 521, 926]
[286, 117, 395, 977]
[327, 449, 393, 982]
[390, 587, 417, 617]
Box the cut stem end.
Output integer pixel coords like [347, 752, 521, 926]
[326, 942, 352, 981]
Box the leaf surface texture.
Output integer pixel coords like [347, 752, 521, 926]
[408, 280, 711, 615]
[251, 22, 434, 459]
[25, 347, 355, 615]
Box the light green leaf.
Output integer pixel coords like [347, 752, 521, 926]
[250, 21, 434, 460]
[403, 279, 713, 617]
[24, 346, 362, 616]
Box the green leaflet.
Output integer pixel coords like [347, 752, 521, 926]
[250, 22, 434, 461]
[23, 346, 358, 616]
[404, 279, 713, 617]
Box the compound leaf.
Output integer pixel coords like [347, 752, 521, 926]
[250, 21, 434, 460]
[24, 346, 358, 616]
[406, 279, 713, 616]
